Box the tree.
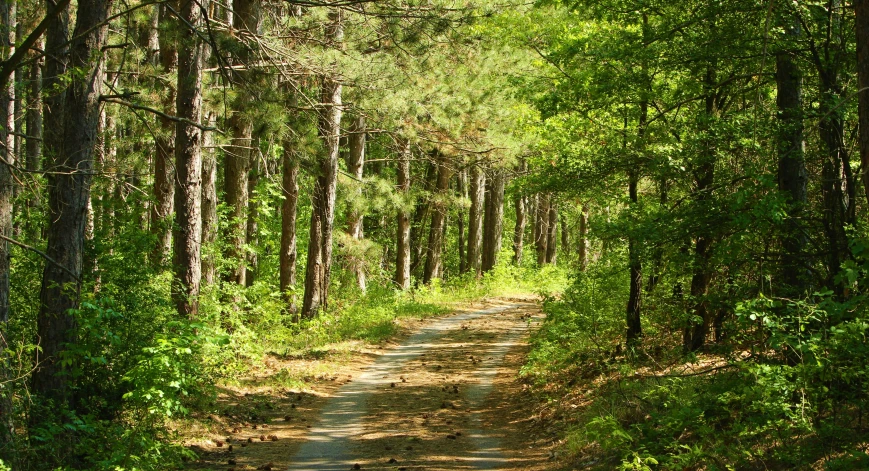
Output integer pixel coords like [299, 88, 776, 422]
[172, 0, 208, 318]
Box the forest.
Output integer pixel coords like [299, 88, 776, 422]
[1, 0, 869, 469]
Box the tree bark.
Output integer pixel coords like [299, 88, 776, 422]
[684, 67, 717, 352]
[457, 167, 467, 273]
[481, 169, 505, 273]
[625, 171, 643, 344]
[535, 193, 549, 265]
[545, 200, 558, 265]
[423, 150, 451, 284]
[512, 159, 527, 266]
[395, 140, 412, 290]
[280, 135, 299, 311]
[856, 0, 869, 208]
[465, 160, 485, 276]
[223, 0, 262, 286]
[776, 20, 808, 294]
[578, 203, 589, 271]
[172, 0, 207, 318]
[33, 0, 112, 408]
[301, 9, 342, 318]
[201, 113, 218, 285]
[25, 40, 42, 241]
[0, 0, 13, 454]
[245, 148, 260, 287]
[151, 2, 177, 265]
[344, 115, 366, 292]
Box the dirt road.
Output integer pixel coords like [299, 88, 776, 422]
[191, 300, 552, 471]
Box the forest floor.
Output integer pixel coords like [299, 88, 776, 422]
[180, 297, 569, 471]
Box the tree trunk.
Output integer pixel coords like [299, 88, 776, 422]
[245, 149, 260, 287]
[625, 171, 642, 344]
[457, 167, 466, 274]
[410, 161, 433, 275]
[512, 159, 527, 266]
[33, 0, 111, 408]
[535, 193, 549, 265]
[856, 0, 869, 208]
[280, 135, 299, 311]
[578, 203, 589, 271]
[344, 115, 366, 292]
[816, 2, 851, 292]
[172, 0, 207, 318]
[465, 160, 485, 276]
[151, 2, 177, 265]
[25, 41, 42, 240]
[302, 9, 342, 318]
[684, 68, 717, 352]
[201, 113, 218, 285]
[776, 21, 808, 294]
[395, 140, 411, 290]
[545, 200, 558, 264]
[0, 0, 13, 454]
[513, 195, 526, 266]
[223, 0, 262, 286]
[423, 151, 451, 284]
[481, 169, 505, 273]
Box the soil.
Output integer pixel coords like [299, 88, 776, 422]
[183, 298, 561, 471]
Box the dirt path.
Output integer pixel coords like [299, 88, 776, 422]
[188, 299, 553, 471]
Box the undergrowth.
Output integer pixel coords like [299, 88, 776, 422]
[524, 250, 869, 471]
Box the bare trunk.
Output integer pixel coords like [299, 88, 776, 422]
[626, 171, 642, 344]
[535, 193, 549, 265]
[545, 201, 558, 265]
[512, 195, 526, 266]
[465, 161, 485, 276]
[856, 0, 869, 208]
[578, 204, 589, 271]
[302, 9, 342, 318]
[0, 0, 14, 453]
[201, 113, 218, 285]
[151, 2, 178, 265]
[684, 68, 716, 352]
[344, 115, 366, 292]
[172, 0, 207, 318]
[25, 41, 42, 241]
[34, 0, 111, 408]
[395, 140, 411, 290]
[423, 151, 451, 284]
[280, 136, 299, 311]
[245, 150, 259, 287]
[777, 21, 808, 294]
[224, 0, 262, 286]
[457, 167, 466, 274]
[481, 169, 505, 273]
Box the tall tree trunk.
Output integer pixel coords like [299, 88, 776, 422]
[545, 200, 558, 265]
[394, 139, 411, 290]
[512, 158, 527, 266]
[302, 9, 342, 318]
[25, 41, 42, 241]
[409, 161, 433, 275]
[684, 68, 717, 352]
[344, 115, 366, 292]
[33, 0, 111, 409]
[172, 0, 207, 318]
[626, 171, 643, 344]
[201, 113, 218, 285]
[776, 20, 808, 294]
[481, 169, 505, 273]
[535, 193, 549, 265]
[457, 166, 467, 273]
[856, 0, 869, 208]
[224, 0, 262, 286]
[0, 0, 13, 455]
[465, 160, 485, 276]
[560, 212, 570, 259]
[423, 151, 451, 284]
[513, 195, 526, 266]
[151, 2, 178, 265]
[280, 135, 299, 312]
[816, 2, 851, 292]
[245, 149, 259, 287]
[578, 203, 589, 271]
